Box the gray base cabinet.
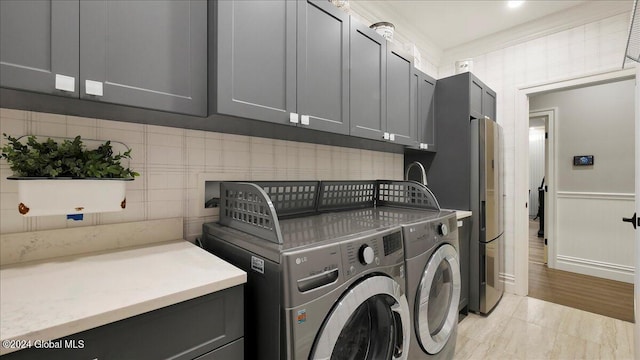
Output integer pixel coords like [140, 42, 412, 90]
[214, 0, 350, 134]
[195, 338, 244, 360]
[0, 0, 207, 116]
[458, 217, 471, 314]
[3, 285, 244, 360]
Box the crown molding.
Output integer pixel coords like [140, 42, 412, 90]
[440, 1, 632, 67]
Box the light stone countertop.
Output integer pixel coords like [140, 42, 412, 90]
[443, 209, 472, 220]
[0, 220, 246, 355]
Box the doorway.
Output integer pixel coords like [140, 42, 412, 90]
[522, 77, 635, 322]
[528, 114, 547, 265]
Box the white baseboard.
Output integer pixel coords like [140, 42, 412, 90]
[500, 272, 517, 294]
[556, 255, 634, 283]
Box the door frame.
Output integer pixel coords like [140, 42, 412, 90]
[528, 108, 557, 269]
[514, 67, 636, 296]
[634, 65, 640, 356]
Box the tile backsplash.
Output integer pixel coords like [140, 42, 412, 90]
[0, 108, 403, 239]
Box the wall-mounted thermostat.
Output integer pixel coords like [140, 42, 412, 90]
[573, 155, 594, 166]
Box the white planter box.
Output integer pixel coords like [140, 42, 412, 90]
[11, 178, 132, 217]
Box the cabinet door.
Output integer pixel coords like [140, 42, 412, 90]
[409, 69, 420, 149]
[195, 338, 244, 360]
[0, 0, 79, 97]
[419, 73, 437, 151]
[470, 77, 483, 119]
[216, 0, 297, 125]
[483, 88, 496, 121]
[80, 0, 207, 116]
[350, 20, 386, 140]
[386, 44, 416, 146]
[297, 0, 349, 134]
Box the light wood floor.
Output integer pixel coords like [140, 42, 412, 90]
[527, 219, 634, 323]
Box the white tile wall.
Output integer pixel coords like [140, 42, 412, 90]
[0, 109, 404, 239]
[438, 12, 634, 282]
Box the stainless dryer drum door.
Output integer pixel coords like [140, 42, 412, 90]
[310, 276, 410, 360]
[416, 244, 461, 355]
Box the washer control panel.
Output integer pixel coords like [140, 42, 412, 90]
[283, 226, 405, 308]
[359, 245, 375, 265]
[342, 227, 404, 280]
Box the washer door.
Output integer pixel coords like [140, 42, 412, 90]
[310, 276, 410, 360]
[416, 244, 461, 354]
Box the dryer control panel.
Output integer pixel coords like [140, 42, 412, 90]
[402, 213, 458, 256]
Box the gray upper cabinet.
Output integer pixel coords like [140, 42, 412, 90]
[0, 0, 206, 116]
[215, 0, 349, 134]
[215, 0, 296, 125]
[296, 0, 350, 134]
[0, 0, 79, 97]
[468, 73, 496, 120]
[80, 0, 207, 116]
[418, 71, 437, 151]
[386, 43, 416, 146]
[350, 20, 387, 140]
[406, 68, 436, 152]
[470, 77, 483, 119]
[483, 88, 497, 121]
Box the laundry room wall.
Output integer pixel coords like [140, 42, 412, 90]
[529, 79, 635, 282]
[437, 11, 633, 290]
[0, 108, 404, 240]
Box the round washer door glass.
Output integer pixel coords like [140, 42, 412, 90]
[310, 276, 410, 360]
[416, 243, 461, 354]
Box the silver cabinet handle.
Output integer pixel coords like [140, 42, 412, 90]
[289, 112, 299, 124]
[301, 115, 310, 125]
[383, 132, 390, 140]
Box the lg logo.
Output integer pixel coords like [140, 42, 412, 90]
[295, 256, 308, 265]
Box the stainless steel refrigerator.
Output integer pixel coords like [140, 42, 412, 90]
[469, 117, 504, 314]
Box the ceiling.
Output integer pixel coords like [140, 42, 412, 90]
[350, 0, 633, 64]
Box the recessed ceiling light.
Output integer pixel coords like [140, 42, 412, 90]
[507, 0, 525, 8]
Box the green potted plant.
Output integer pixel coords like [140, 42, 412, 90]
[1, 134, 139, 216]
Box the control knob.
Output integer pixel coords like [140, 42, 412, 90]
[359, 245, 375, 265]
[438, 223, 448, 236]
